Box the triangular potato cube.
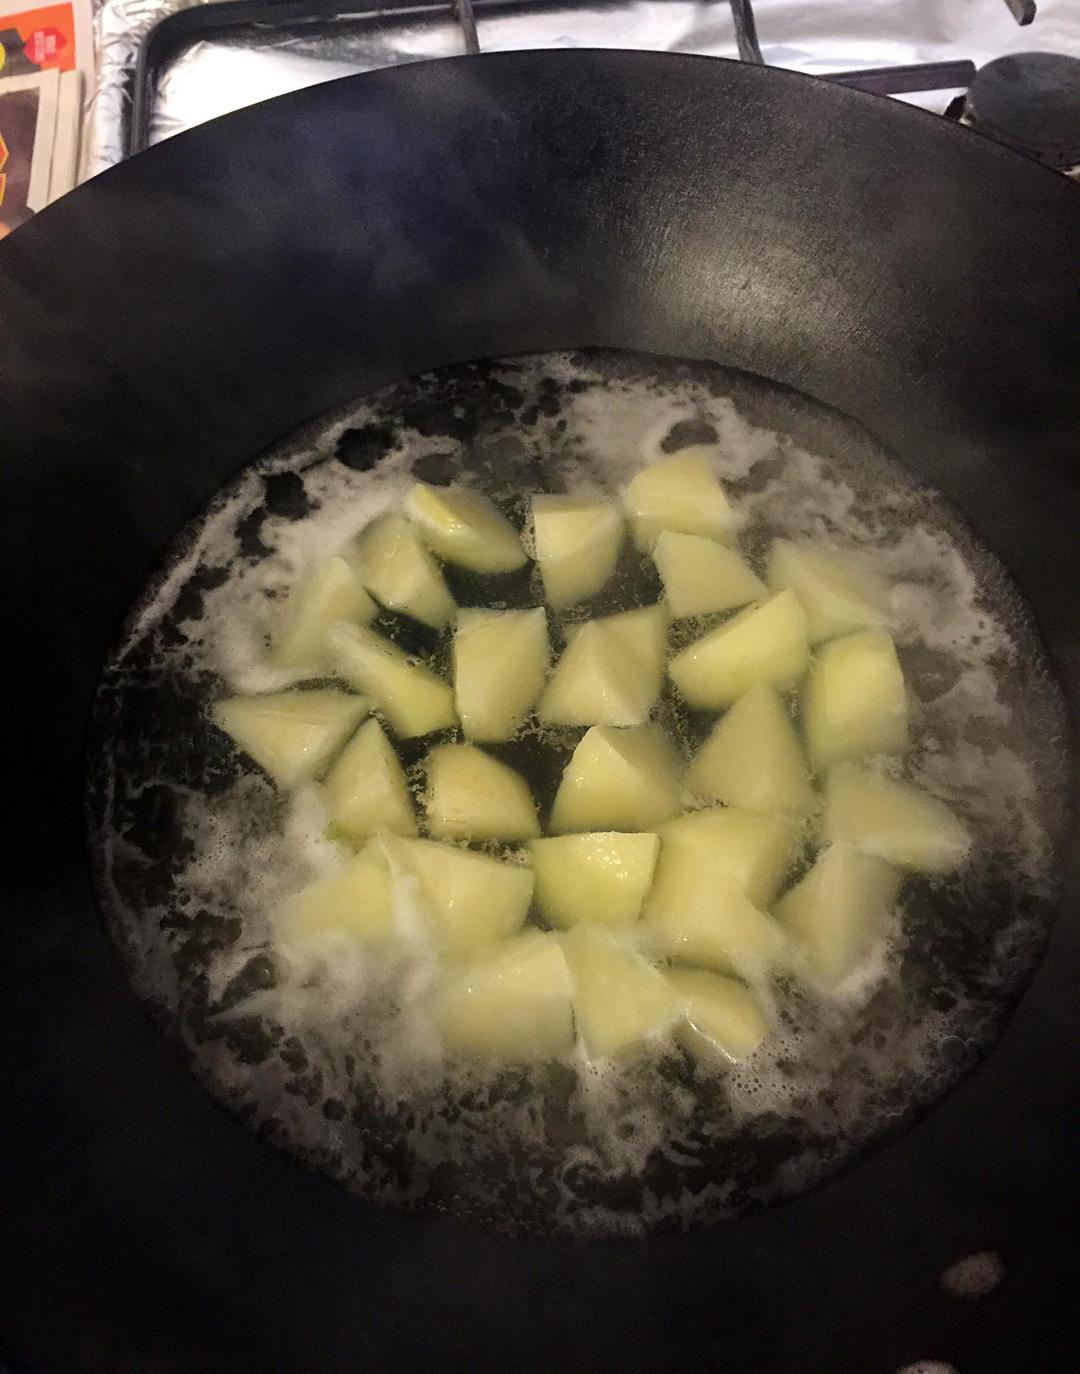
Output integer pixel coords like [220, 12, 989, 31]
[532, 494, 624, 608]
[453, 607, 549, 741]
[687, 684, 814, 815]
[775, 843, 900, 989]
[603, 603, 668, 687]
[822, 765, 971, 873]
[766, 540, 890, 644]
[405, 482, 527, 573]
[351, 512, 456, 628]
[624, 450, 735, 553]
[276, 844, 394, 945]
[561, 926, 680, 1058]
[425, 744, 539, 842]
[434, 931, 574, 1062]
[803, 630, 908, 769]
[323, 717, 416, 839]
[530, 832, 660, 929]
[665, 967, 769, 1062]
[549, 723, 682, 833]
[652, 532, 766, 619]
[644, 867, 786, 976]
[653, 807, 798, 908]
[538, 604, 667, 727]
[212, 690, 367, 789]
[538, 623, 646, 726]
[271, 555, 376, 670]
[327, 622, 456, 738]
[389, 838, 533, 950]
[669, 589, 809, 709]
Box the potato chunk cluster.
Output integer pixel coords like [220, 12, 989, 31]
[212, 449, 970, 1069]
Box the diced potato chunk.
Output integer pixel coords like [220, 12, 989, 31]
[212, 690, 367, 789]
[822, 765, 971, 873]
[323, 717, 416, 839]
[549, 723, 682, 833]
[561, 926, 680, 1058]
[625, 450, 735, 553]
[652, 532, 766, 620]
[530, 832, 660, 929]
[775, 843, 900, 988]
[532, 494, 624, 608]
[276, 844, 393, 945]
[390, 838, 533, 950]
[351, 513, 456, 628]
[434, 931, 574, 1062]
[652, 807, 798, 908]
[665, 967, 769, 1062]
[644, 869, 786, 976]
[271, 555, 377, 670]
[766, 540, 890, 645]
[538, 604, 667, 727]
[604, 604, 668, 684]
[405, 482, 527, 574]
[425, 744, 539, 842]
[803, 630, 908, 769]
[687, 684, 814, 815]
[453, 607, 549, 741]
[538, 623, 641, 726]
[669, 589, 809, 709]
[327, 622, 456, 738]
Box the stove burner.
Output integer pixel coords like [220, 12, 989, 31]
[965, 51, 1080, 169]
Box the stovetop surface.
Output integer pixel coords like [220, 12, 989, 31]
[87, 0, 1080, 174]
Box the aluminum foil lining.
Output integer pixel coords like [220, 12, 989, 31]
[86, 0, 1080, 178]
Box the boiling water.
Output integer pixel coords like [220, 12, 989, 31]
[88, 352, 1069, 1237]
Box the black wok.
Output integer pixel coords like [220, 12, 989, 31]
[2, 49, 1079, 1373]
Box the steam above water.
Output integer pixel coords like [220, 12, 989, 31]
[89, 351, 1068, 1236]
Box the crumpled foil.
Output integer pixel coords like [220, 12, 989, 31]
[85, 0, 1080, 179]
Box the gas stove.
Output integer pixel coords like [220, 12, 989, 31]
[86, 0, 1080, 178]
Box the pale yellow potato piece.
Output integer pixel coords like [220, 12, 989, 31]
[538, 604, 667, 727]
[323, 717, 416, 839]
[390, 838, 533, 950]
[405, 482, 527, 573]
[822, 765, 971, 874]
[530, 832, 660, 929]
[532, 494, 624, 608]
[425, 744, 539, 842]
[549, 723, 682, 833]
[434, 931, 574, 1062]
[644, 868, 786, 976]
[271, 555, 377, 670]
[669, 589, 809, 709]
[452, 607, 549, 741]
[604, 603, 668, 685]
[766, 539, 891, 645]
[775, 843, 900, 989]
[561, 926, 680, 1058]
[687, 684, 814, 815]
[652, 532, 766, 620]
[327, 622, 456, 738]
[538, 623, 644, 726]
[352, 512, 456, 628]
[624, 450, 735, 553]
[665, 967, 769, 1062]
[803, 630, 908, 770]
[652, 807, 798, 909]
[276, 844, 393, 945]
[212, 690, 367, 789]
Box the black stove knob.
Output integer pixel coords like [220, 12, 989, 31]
[966, 51, 1080, 169]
